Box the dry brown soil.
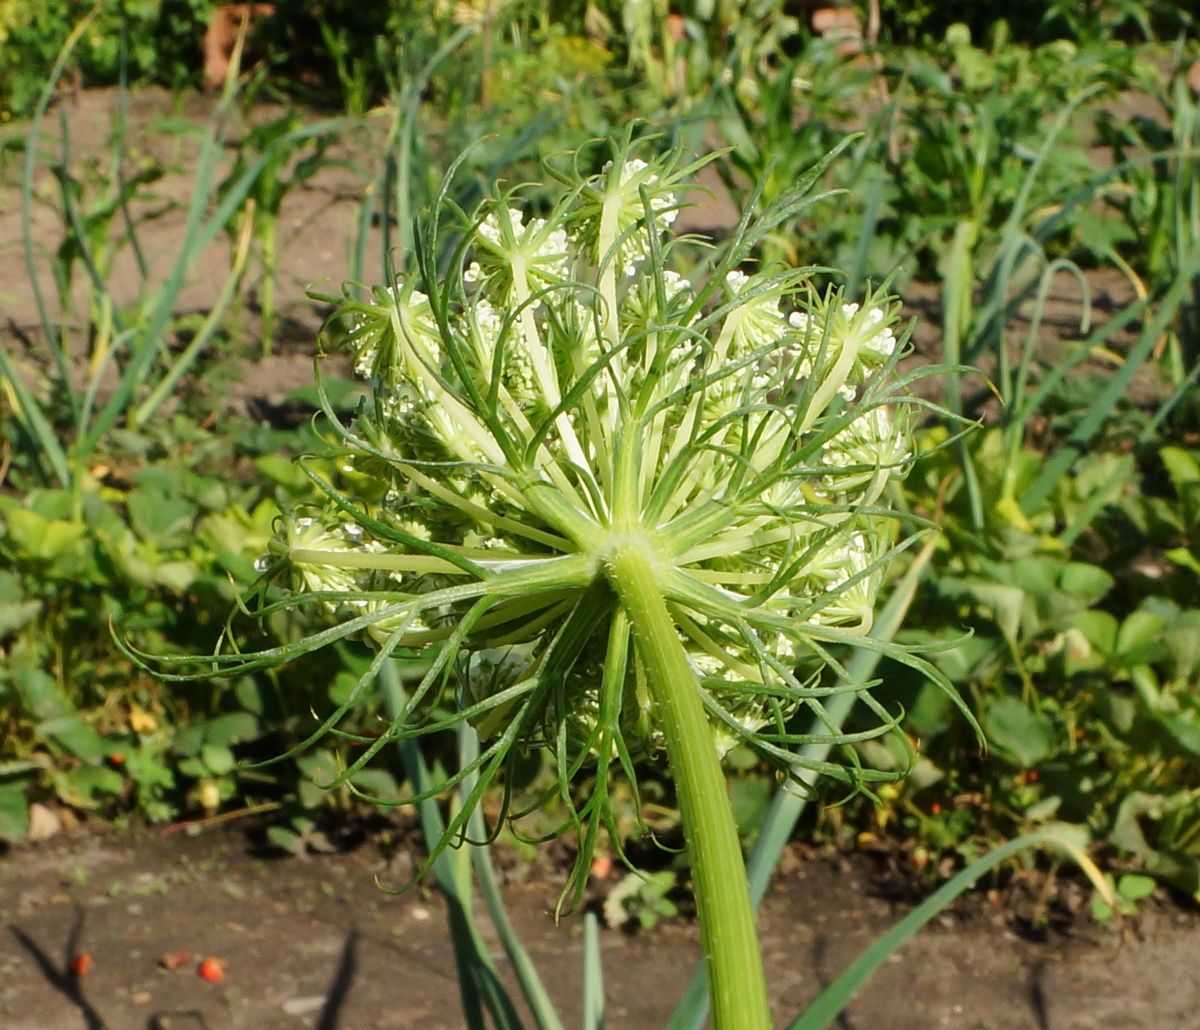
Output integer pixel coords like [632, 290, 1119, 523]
[2, 825, 1199, 1030]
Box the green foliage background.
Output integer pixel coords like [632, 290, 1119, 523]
[1, 0, 1199, 917]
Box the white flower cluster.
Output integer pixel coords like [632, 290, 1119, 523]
[281, 517, 379, 600]
[468, 206, 572, 295]
[788, 297, 899, 401]
[600, 157, 679, 276]
[273, 143, 916, 768]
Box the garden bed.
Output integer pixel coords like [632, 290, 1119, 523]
[3, 14, 1200, 1027]
[2, 823, 1197, 1030]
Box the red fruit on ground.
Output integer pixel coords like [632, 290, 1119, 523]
[69, 953, 93, 977]
[198, 956, 226, 982]
[589, 854, 613, 880]
[160, 950, 192, 970]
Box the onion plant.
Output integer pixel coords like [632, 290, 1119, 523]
[159, 134, 968, 1029]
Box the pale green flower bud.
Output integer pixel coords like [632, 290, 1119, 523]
[787, 289, 901, 402]
[821, 404, 913, 499]
[283, 516, 378, 602]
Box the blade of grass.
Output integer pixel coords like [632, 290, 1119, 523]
[462, 728, 567, 1030]
[380, 659, 527, 1030]
[79, 114, 350, 449]
[788, 825, 1111, 1030]
[582, 912, 605, 1030]
[1021, 235, 1200, 516]
[0, 344, 73, 487]
[848, 161, 885, 299]
[55, 104, 127, 336]
[115, 60, 151, 287]
[940, 219, 984, 529]
[969, 83, 1107, 368]
[393, 24, 477, 258]
[21, 15, 95, 411]
[131, 202, 255, 425]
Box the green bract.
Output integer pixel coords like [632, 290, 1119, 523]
[221, 137, 945, 897]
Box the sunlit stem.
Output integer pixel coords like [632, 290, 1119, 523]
[390, 306, 507, 466]
[657, 317, 738, 523]
[605, 532, 771, 1030]
[509, 256, 592, 477]
[597, 194, 622, 354]
[397, 464, 569, 550]
[289, 549, 469, 574]
[798, 334, 860, 436]
[491, 380, 596, 517]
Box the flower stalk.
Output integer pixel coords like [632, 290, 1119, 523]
[607, 532, 772, 1030]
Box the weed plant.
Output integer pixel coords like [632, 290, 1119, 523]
[124, 127, 1123, 1029]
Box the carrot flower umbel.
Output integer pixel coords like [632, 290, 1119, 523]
[155, 133, 965, 1030]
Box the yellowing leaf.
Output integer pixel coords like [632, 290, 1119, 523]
[128, 704, 158, 734]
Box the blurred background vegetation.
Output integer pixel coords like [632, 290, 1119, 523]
[1, 0, 1199, 923]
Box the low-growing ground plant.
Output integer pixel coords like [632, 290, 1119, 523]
[0, 405, 378, 842]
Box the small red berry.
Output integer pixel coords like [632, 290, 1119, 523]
[198, 957, 226, 982]
[589, 854, 613, 880]
[70, 953, 93, 977]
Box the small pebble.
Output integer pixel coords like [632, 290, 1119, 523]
[281, 995, 326, 1016]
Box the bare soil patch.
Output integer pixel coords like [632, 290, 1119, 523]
[2, 825, 1198, 1030]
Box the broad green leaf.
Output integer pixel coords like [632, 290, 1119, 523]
[329, 670, 373, 706]
[350, 768, 399, 801]
[27, 489, 74, 521]
[1160, 446, 1200, 487]
[38, 716, 106, 763]
[178, 757, 208, 778]
[0, 784, 30, 843]
[1165, 547, 1200, 576]
[173, 724, 206, 757]
[59, 765, 125, 806]
[5, 509, 87, 560]
[729, 776, 772, 839]
[1117, 874, 1157, 901]
[985, 696, 1052, 767]
[202, 743, 237, 776]
[234, 678, 266, 717]
[1156, 713, 1200, 760]
[1111, 792, 1200, 899]
[205, 712, 259, 746]
[1073, 609, 1118, 656]
[1165, 612, 1200, 682]
[968, 583, 1024, 641]
[1058, 562, 1113, 602]
[1116, 609, 1171, 663]
[1058, 626, 1099, 676]
[0, 598, 42, 638]
[266, 825, 304, 855]
[255, 454, 311, 492]
[127, 492, 195, 547]
[16, 666, 72, 720]
[154, 560, 199, 592]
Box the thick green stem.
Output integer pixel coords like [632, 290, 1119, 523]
[606, 534, 772, 1030]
